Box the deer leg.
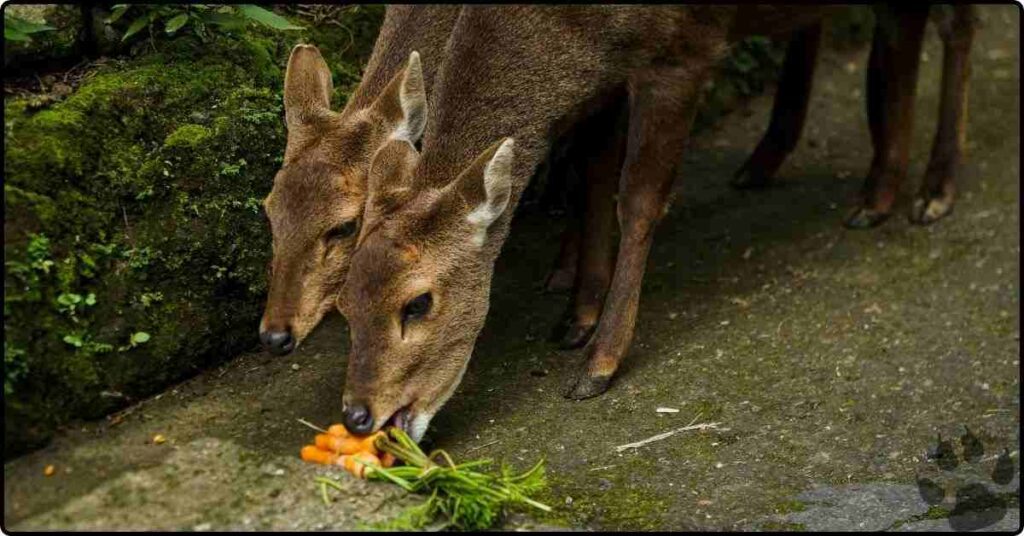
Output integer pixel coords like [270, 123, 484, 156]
[567, 64, 711, 400]
[845, 6, 929, 229]
[911, 4, 975, 225]
[733, 22, 822, 189]
[542, 149, 582, 293]
[557, 103, 625, 349]
[544, 218, 581, 293]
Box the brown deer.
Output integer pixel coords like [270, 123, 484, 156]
[334, 5, 826, 438]
[259, 6, 459, 355]
[335, 5, 978, 440]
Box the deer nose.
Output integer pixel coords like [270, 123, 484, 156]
[260, 329, 294, 356]
[342, 402, 375, 435]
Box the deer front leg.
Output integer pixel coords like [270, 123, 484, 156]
[911, 4, 975, 225]
[845, 6, 929, 229]
[733, 22, 822, 189]
[567, 65, 711, 400]
[554, 99, 626, 349]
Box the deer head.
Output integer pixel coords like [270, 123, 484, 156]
[259, 44, 427, 355]
[336, 137, 515, 440]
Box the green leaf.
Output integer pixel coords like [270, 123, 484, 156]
[131, 332, 151, 344]
[119, 14, 149, 41]
[4, 27, 30, 42]
[199, 11, 247, 30]
[165, 13, 188, 34]
[236, 5, 304, 31]
[5, 15, 55, 35]
[84, 293, 97, 306]
[62, 334, 84, 348]
[105, 5, 129, 24]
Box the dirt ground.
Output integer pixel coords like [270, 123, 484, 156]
[4, 6, 1019, 531]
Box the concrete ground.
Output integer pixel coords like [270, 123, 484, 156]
[4, 6, 1019, 532]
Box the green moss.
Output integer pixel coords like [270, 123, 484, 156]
[3, 10, 382, 457]
[164, 124, 213, 149]
[774, 499, 808, 514]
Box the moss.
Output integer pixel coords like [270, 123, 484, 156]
[774, 499, 808, 514]
[3, 10, 382, 457]
[163, 124, 213, 149]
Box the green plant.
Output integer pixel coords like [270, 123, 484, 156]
[3, 12, 55, 42]
[106, 4, 304, 43]
[315, 428, 551, 531]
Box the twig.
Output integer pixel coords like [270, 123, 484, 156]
[464, 439, 500, 453]
[588, 464, 617, 472]
[297, 418, 327, 433]
[613, 413, 723, 453]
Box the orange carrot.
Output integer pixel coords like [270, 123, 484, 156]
[381, 452, 396, 468]
[327, 424, 349, 437]
[340, 452, 381, 478]
[315, 433, 379, 455]
[301, 445, 339, 465]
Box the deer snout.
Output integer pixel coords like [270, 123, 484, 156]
[341, 401, 375, 435]
[260, 328, 295, 356]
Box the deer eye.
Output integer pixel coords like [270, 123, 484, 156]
[324, 220, 358, 242]
[402, 293, 432, 323]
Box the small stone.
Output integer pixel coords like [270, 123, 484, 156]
[715, 462, 724, 469]
[565, 496, 574, 506]
[152, 434, 166, 445]
[668, 312, 679, 320]
[698, 499, 713, 507]
[291, 363, 300, 371]
[597, 478, 613, 491]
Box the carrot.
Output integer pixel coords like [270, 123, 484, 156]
[301, 445, 339, 465]
[340, 452, 381, 478]
[381, 452, 396, 468]
[315, 433, 379, 455]
[327, 424, 349, 437]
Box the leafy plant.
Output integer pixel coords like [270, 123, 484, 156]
[4, 12, 55, 42]
[106, 4, 304, 43]
[316, 428, 551, 531]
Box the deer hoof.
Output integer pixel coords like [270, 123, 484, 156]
[843, 206, 890, 229]
[731, 164, 773, 190]
[559, 323, 596, 350]
[910, 196, 954, 225]
[565, 374, 611, 400]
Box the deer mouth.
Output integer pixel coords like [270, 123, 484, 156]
[383, 405, 413, 436]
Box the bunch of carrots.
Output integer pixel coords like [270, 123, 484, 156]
[300, 424, 396, 478]
[299, 423, 551, 530]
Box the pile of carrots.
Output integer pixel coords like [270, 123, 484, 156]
[300, 424, 396, 478]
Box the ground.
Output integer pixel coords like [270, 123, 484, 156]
[3, 6, 1019, 532]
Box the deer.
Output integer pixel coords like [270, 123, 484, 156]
[334, 4, 979, 441]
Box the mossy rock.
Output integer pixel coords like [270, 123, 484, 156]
[3, 9, 383, 458]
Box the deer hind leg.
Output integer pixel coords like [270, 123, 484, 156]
[845, 6, 929, 229]
[567, 64, 712, 400]
[911, 5, 976, 225]
[555, 99, 626, 349]
[733, 22, 823, 189]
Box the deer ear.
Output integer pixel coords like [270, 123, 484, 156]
[283, 44, 334, 127]
[454, 138, 514, 247]
[360, 139, 420, 241]
[371, 51, 428, 144]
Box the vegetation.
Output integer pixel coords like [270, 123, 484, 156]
[3, 4, 384, 457]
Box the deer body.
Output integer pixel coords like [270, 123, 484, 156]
[338, 5, 838, 438]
